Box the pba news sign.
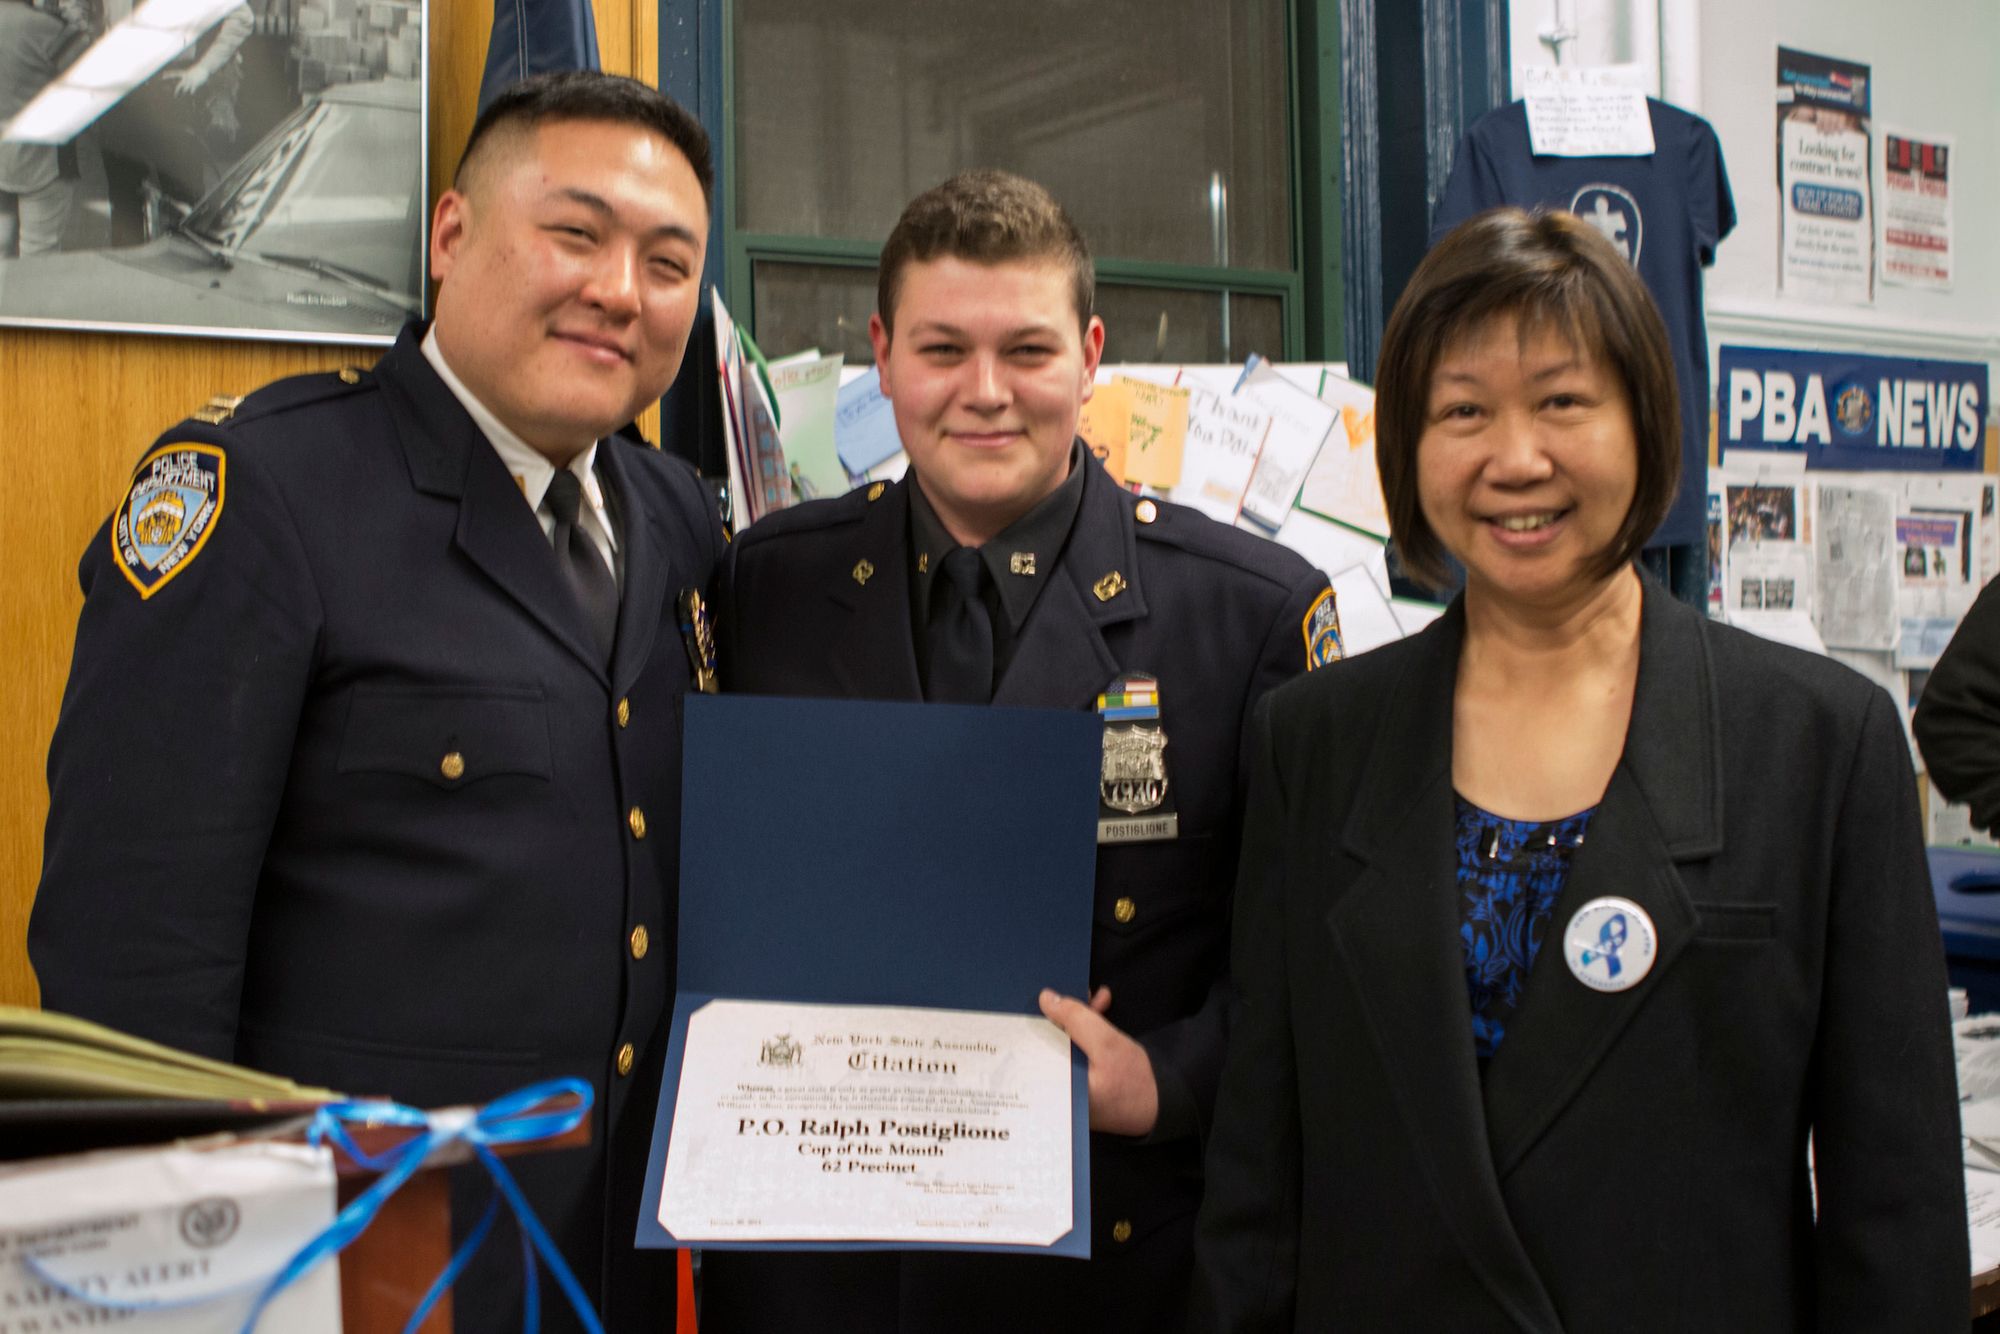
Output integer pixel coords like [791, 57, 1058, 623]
[1719, 345, 1988, 471]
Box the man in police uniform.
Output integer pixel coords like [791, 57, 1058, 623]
[705, 170, 1339, 1333]
[30, 72, 723, 1332]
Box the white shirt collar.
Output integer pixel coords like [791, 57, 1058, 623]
[420, 327, 610, 530]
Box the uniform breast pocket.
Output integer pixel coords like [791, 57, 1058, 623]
[337, 684, 553, 789]
[1097, 833, 1224, 935]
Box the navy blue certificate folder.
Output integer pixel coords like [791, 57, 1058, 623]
[636, 694, 1101, 1256]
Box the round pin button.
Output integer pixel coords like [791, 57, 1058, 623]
[1563, 896, 1657, 993]
[1134, 499, 1158, 524]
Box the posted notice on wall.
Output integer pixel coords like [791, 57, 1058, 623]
[1777, 47, 1874, 305]
[1881, 130, 1953, 292]
[1520, 64, 1655, 157]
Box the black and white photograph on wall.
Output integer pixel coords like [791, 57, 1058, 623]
[0, 0, 425, 345]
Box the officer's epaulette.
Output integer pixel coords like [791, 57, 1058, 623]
[732, 479, 883, 548]
[181, 365, 373, 430]
[1129, 493, 1317, 588]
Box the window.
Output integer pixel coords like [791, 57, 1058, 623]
[726, 0, 1309, 365]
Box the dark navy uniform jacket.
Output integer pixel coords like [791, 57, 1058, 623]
[30, 324, 726, 1333]
[705, 457, 1332, 1334]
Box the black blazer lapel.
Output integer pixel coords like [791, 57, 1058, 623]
[375, 330, 606, 680]
[596, 443, 670, 696]
[993, 460, 1136, 709]
[1481, 578, 1717, 1178]
[822, 481, 922, 700]
[1334, 603, 1564, 1330]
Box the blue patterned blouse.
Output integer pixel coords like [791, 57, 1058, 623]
[1454, 795, 1596, 1061]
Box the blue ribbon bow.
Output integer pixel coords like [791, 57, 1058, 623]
[20, 1080, 602, 1332]
[240, 1077, 605, 1334]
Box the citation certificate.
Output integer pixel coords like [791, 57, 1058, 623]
[659, 998, 1073, 1246]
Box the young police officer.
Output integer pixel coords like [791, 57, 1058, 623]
[32, 73, 724, 1331]
[707, 170, 1340, 1333]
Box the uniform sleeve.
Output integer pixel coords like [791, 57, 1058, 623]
[1137, 567, 1332, 1143]
[1688, 115, 1736, 264]
[1809, 685, 1967, 1329]
[1914, 575, 2000, 834]
[29, 430, 321, 1061]
[1187, 695, 1303, 1334]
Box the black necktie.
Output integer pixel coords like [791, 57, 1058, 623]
[546, 469, 618, 665]
[926, 546, 993, 704]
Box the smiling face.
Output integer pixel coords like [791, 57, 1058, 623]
[428, 117, 708, 463]
[870, 256, 1105, 548]
[1416, 314, 1640, 613]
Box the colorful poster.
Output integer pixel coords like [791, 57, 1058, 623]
[766, 351, 847, 500]
[1881, 131, 1953, 292]
[1717, 345, 1986, 472]
[1777, 48, 1873, 304]
[1077, 380, 1134, 483]
[1115, 378, 1190, 490]
[1174, 383, 1270, 524]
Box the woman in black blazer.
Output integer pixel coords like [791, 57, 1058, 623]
[1191, 209, 1966, 1331]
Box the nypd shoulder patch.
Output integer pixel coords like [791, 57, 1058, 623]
[1302, 587, 1342, 669]
[112, 442, 226, 599]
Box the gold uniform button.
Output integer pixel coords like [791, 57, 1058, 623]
[1111, 1219, 1133, 1244]
[1134, 499, 1158, 524]
[627, 806, 648, 839]
[337, 367, 361, 385]
[1113, 897, 1136, 924]
[616, 1042, 635, 1077]
[616, 697, 631, 728]
[439, 751, 466, 781]
[629, 924, 650, 960]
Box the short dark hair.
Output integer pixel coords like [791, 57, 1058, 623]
[1374, 207, 1681, 590]
[876, 170, 1094, 335]
[455, 70, 713, 206]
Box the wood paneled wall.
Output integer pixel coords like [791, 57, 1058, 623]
[1, 1, 659, 1008]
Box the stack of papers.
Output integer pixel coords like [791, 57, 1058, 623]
[0, 1006, 337, 1103]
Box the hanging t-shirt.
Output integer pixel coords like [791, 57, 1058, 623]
[1432, 98, 1736, 549]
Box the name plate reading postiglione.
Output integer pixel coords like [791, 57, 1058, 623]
[659, 998, 1072, 1246]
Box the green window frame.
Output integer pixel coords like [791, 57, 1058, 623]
[718, 0, 1345, 366]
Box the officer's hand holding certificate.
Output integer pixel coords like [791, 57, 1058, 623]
[661, 1000, 1072, 1245]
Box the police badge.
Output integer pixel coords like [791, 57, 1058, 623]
[1096, 673, 1178, 843]
[678, 588, 719, 694]
[112, 443, 226, 599]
